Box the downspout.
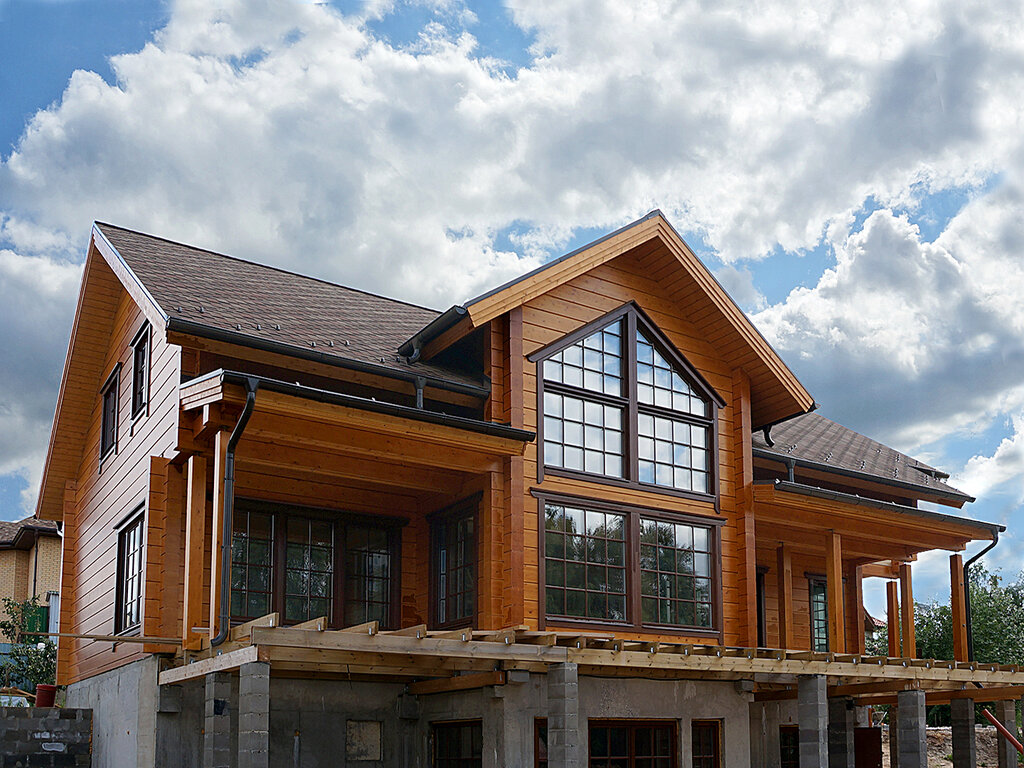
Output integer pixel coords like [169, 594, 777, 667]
[964, 531, 999, 662]
[211, 377, 259, 648]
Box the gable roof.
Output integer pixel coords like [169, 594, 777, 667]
[93, 223, 483, 392]
[0, 516, 59, 549]
[752, 412, 973, 505]
[402, 210, 816, 429]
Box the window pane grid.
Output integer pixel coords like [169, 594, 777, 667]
[691, 721, 721, 768]
[437, 513, 475, 625]
[588, 723, 675, 768]
[637, 412, 708, 493]
[117, 516, 144, 632]
[101, 376, 117, 457]
[131, 334, 148, 417]
[231, 510, 275, 620]
[434, 722, 483, 768]
[543, 321, 623, 397]
[544, 393, 624, 478]
[345, 526, 392, 627]
[544, 504, 627, 622]
[810, 580, 829, 652]
[284, 517, 334, 623]
[639, 518, 713, 629]
[637, 332, 706, 417]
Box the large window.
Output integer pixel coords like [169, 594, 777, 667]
[589, 721, 676, 768]
[809, 577, 829, 652]
[231, 502, 401, 629]
[431, 498, 477, 628]
[433, 721, 482, 768]
[115, 510, 145, 633]
[100, 367, 119, 460]
[542, 498, 719, 633]
[535, 305, 720, 498]
[130, 324, 150, 418]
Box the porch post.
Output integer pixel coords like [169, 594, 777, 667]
[896, 689, 926, 768]
[950, 555, 969, 662]
[950, 697, 976, 768]
[899, 563, 915, 658]
[995, 698, 1020, 768]
[547, 662, 581, 768]
[209, 429, 229, 641]
[888, 705, 898, 768]
[826, 532, 845, 653]
[828, 696, 855, 768]
[777, 544, 794, 649]
[184, 454, 208, 650]
[204, 671, 232, 768]
[238, 661, 270, 768]
[798, 675, 828, 768]
[886, 581, 900, 657]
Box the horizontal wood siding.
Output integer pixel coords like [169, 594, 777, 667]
[60, 286, 181, 685]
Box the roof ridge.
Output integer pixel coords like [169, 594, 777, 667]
[94, 222, 442, 316]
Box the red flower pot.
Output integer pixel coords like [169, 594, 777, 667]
[35, 684, 57, 707]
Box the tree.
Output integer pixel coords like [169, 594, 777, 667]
[0, 596, 57, 692]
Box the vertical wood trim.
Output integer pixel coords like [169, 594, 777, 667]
[899, 562, 915, 658]
[776, 543, 794, 649]
[826, 530, 845, 653]
[506, 308, 525, 627]
[209, 430, 229, 640]
[731, 369, 757, 648]
[508, 308, 524, 430]
[849, 564, 865, 655]
[57, 481, 78, 685]
[184, 454, 208, 650]
[163, 463, 185, 642]
[950, 554, 968, 662]
[886, 580, 900, 657]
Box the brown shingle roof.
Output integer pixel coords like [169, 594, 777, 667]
[0, 516, 59, 546]
[752, 412, 972, 503]
[95, 223, 482, 389]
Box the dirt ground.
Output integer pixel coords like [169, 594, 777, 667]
[880, 726, 1011, 767]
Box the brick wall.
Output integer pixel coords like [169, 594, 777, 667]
[0, 707, 92, 766]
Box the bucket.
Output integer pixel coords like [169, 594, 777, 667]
[35, 684, 57, 707]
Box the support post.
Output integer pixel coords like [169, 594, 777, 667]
[239, 661, 270, 768]
[826, 531, 846, 653]
[204, 671, 232, 768]
[184, 454, 208, 651]
[828, 696, 855, 768]
[798, 675, 828, 768]
[896, 689, 926, 768]
[547, 662, 581, 768]
[950, 554, 969, 662]
[899, 563, 915, 658]
[888, 705, 898, 768]
[886, 581, 900, 658]
[210, 429, 229, 641]
[995, 699, 1019, 768]
[950, 697, 976, 768]
[777, 544, 794, 649]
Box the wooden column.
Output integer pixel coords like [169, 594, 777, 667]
[826, 531, 846, 653]
[950, 554, 968, 662]
[776, 543, 794, 649]
[847, 564, 865, 655]
[184, 454, 208, 650]
[209, 430, 229, 641]
[732, 369, 758, 648]
[886, 580, 900, 657]
[899, 562, 916, 658]
[504, 307, 525, 628]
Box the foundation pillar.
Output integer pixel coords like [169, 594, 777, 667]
[238, 661, 270, 768]
[896, 690, 926, 768]
[547, 662, 581, 768]
[798, 675, 828, 768]
[995, 698, 1020, 768]
[828, 696, 855, 768]
[204, 671, 232, 768]
[950, 697, 976, 768]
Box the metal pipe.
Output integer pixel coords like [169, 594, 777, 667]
[982, 708, 1024, 753]
[964, 532, 999, 662]
[211, 377, 259, 647]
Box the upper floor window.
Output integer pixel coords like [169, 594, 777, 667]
[131, 324, 150, 419]
[809, 577, 829, 652]
[115, 509, 144, 633]
[534, 305, 721, 498]
[100, 366, 119, 460]
[430, 497, 478, 629]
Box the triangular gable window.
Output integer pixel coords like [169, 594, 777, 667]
[533, 304, 722, 499]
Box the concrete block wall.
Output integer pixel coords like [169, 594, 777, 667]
[0, 707, 92, 766]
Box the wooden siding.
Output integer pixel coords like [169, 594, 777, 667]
[58, 283, 181, 685]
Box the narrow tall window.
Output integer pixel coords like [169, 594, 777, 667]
[231, 509, 274, 619]
[115, 512, 144, 633]
[131, 325, 150, 418]
[433, 721, 482, 768]
[809, 578, 829, 652]
[779, 725, 799, 768]
[432, 500, 477, 628]
[100, 368, 119, 459]
[691, 721, 722, 768]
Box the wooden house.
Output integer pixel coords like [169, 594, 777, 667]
[36, 212, 1021, 768]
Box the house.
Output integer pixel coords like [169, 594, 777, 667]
[35, 212, 1022, 768]
[0, 515, 61, 632]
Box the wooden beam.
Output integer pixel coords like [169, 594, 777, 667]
[230, 612, 280, 642]
[159, 645, 263, 686]
[900, 562, 916, 659]
[210, 429, 229, 641]
[950, 554, 968, 662]
[850, 564, 865, 655]
[857, 686, 1024, 707]
[183, 454, 207, 651]
[776, 543, 794, 649]
[826, 531, 846, 653]
[886, 580, 900, 658]
[407, 670, 505, 696]
[862, 561, 900, 579]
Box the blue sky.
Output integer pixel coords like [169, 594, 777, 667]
[1, 0, 1023, 618]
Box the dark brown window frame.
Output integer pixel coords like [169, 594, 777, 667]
[428, 494, 481, 630]
[587, 719, 679, 768]
[755, 566, 768, 648]
[230, 499, 406, 630]
[431, 719, 483, 768]
[534, 490, 724, 640]
[99, 364, 120, 464]
[114, 505, 145, 635]
[691, 719, 723, 768]
[779, 724, 799, 768]
[530, 302, 724, 507]
[130, 323, 151, 420]
[808, 575, 829, 652]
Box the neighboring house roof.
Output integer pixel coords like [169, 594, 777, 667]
[0, 516, 59, 549]
[752, 412, 972, 505]
[93, 223, 483, 391]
